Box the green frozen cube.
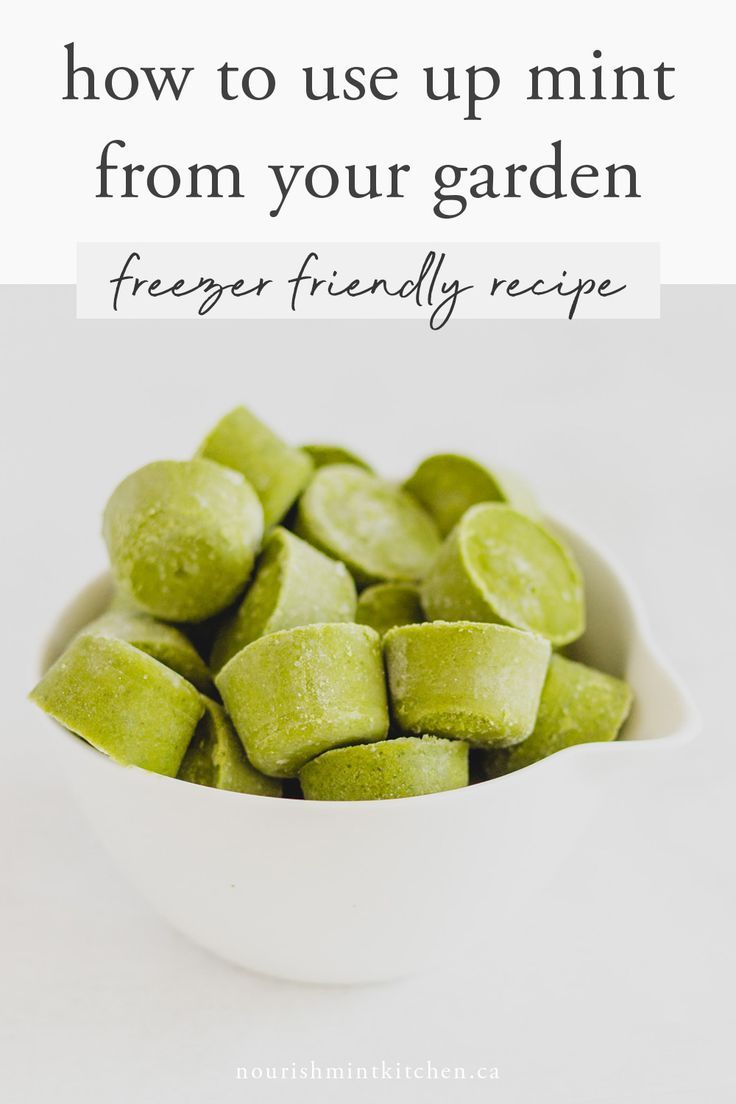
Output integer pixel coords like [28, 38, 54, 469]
[484, 655, 633, 776]
[30, 634, 204, 777]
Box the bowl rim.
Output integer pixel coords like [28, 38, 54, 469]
[34, 512, 700, 814]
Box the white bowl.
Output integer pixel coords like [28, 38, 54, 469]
[34, 518, 698, 984]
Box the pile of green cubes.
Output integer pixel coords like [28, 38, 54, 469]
[31, 406, 632, 801]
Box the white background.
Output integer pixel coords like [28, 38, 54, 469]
[2, 0, 734, 282]
[2, 3, 735, 1099]
[2, 286, 735, 1102]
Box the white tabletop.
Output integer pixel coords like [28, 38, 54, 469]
[3, 285, 734, 1103]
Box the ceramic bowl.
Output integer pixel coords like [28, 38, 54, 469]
[34, 518, 698, 984]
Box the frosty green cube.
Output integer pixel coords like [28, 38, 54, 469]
[299, 736, 469, 801]
[302, 444, 372, 472]
[422, 503, 585, 646]
[178, 697, 282, 796]
[198, 406, 313, 527]
[404, 453, 539, 536]
[216, 622, 389, 777]
[296, 464, 441, 586]
[210, 527, 357, 673]
[484, 655, 633, 777]
[384, 621, 550, 748]
[356, 582, 424, 636]
[103, 459, 263, 623]
[79, 610, 213, 692]
[30, 634, 204, 777]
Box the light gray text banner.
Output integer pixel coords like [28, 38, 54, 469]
[77, 243, 659, 325]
